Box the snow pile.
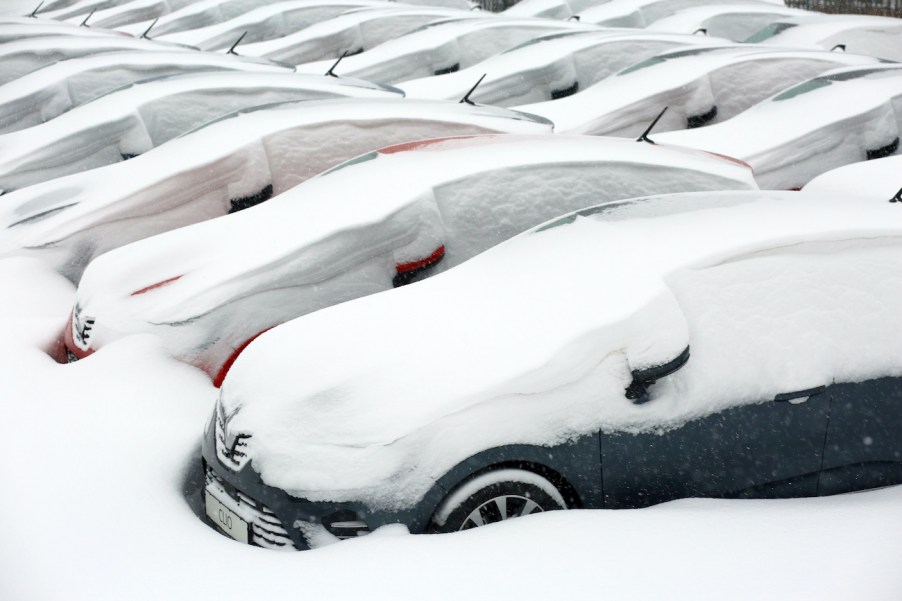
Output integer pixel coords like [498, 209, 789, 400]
[0, 49, 291, 134]
[398, 31, 729, 106]
[515, 46, 882, 135]
[657, 64, 902, 189]
[238, 6, 476, 65]
[804, 155, 902, 200]
[647, 3, 812, 41]
[0, 98, 551, 281]
[71, 134, 754, 378]
[294, 16, 592, 84]
[220, 190, 902, 509]
[0, 71, 402, 192]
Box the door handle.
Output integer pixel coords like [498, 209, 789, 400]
[774, 385, 826, 404]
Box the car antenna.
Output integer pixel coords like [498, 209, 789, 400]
[692, 27, 707, 35]
[28, 1, 43, 17]
[227, 31, 247, 55]
[636, 106, 668, 144]
[140, 18, 159, 39]
[80, 8, 95, 27]
[890, 186, 902, 203]
[325, 51, 348, 77]
[831, 43, 846, 52]
[568, 15, 580, 21]
[460, 73, 487, 105]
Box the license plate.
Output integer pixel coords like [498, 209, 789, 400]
[205, 491, 250, 544]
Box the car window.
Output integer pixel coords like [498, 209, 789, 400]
[744, 21, 797, 43]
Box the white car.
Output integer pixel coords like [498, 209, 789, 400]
[398, 30, 728, 106]
[502, 0, 607, 20]
[0, 98, 552, 281]
[0, 49, 291, 134]
[515, 45, 881, 136]
[202, 189, 902, 549]
[236, 6, 477, 66]
[65, 134, 756, 385]
[657, 64, 902, 189]
[0, 18, 134, 42]
[803, 155, 902, 202]
[0, 71, 402, 192]
[746, 14, 902, 62]
[294, 16, 593, 85]
[647, 3, 811, 41]
[575, 0, 782, 28]
[81, 0, 209, 29]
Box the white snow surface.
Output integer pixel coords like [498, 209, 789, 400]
[294, 16, 593, 84]
[749, 14, 902, 61]
[0, 71, 401, 192]
[576, 0, 781, 27]
[221, 190, 902, 509]
[236, 6, 477, 65]
[0, 19, 133, 42]
[647, 3, 812, 41]
[804, 155, 902, 200]
[397, 30, 729, 106]
[516, 45, 882, 135]
[657, 64, 902, 189]
[0, 49, 291, 134]
[70, 134, 755, 378]
[0, 98, 550, 281]
[502, 0, 609, 20]
[89, 0, 203, 29]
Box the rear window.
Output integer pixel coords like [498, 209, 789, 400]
[744, 22, 797, 43]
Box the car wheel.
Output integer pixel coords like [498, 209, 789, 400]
[430, 468, 567, 533]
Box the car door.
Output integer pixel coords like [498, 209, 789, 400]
[817, 376, 902, 496]
[600, 391, 830, 508]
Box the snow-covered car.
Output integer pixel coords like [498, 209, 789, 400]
[154, 0, 409, 51]
[200, 189, 902, 550]
[0, 18, 133, 43]
[647, 3, 811, 41]
[803, 155, 902, 202]
[0, 33, 184, 85]
[294, 16, 592, 85]
[515, 45, 882, 136]
[575, 0, 780, 28]
[657, 64, 902, 189]
[502, 0, 607, 20]
[745, 14, 902, 62]
[64, 134, 756, 384]
[398, 30, 728, 106]
[0, 98, 551, 281]
[0, 71, 402, 192]
[0, 49, 291, 134]
[236, 6, 477, 66]
[82, 0, 206, 29]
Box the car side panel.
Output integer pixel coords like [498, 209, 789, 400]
[600, 395, 830, 508]
[818, 376, 902, 495]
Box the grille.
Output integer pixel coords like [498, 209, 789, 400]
[205, 465, 293, 550]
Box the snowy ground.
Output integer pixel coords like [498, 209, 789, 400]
[2, 256, 902, 600]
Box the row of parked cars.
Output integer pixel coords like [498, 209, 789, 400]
[3, 0, 902, 550]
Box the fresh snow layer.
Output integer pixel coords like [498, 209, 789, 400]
[0, 20, 134, 42]
[502, 0, 610, 20]
[657, 64, 902, 189]
[294, 16, 593, 84]
[804, 155, 902, 200]
[71, 134, 755, 379]
[397, 31, 729, 106]
[0, 49, 291, 134]
[88, 0, 202, 29]
[0, 98, 551, 282]
[647, 3, 812, 41]
[575, 0, 779, 27]
[220, 190, 902, 509]
[0, 71, 402, 192]
[748, 14, 902, 61]
[515, 46, 883, 136]
[0, 33, 182, 85]
[236, 6, 477, 65]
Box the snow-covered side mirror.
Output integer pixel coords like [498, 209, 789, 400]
[625, 346, 690, 404]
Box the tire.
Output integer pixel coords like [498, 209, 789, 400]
[430, 468, 567, 533]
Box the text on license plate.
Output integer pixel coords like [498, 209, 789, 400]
[205, 491, 250, 544]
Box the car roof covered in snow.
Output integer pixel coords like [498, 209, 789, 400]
[803, 155, 902, 201]
[0, 98, 552, 280]
[515, 45, 882, 135]
[220, 189, 902, 508]
[656, 64, 902, 188]
[0, 19, 133, 42]
[745, 14, 902, 61]
[647, 3, 812, 40]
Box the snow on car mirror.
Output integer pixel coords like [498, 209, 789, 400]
[625, 346, 690, 404]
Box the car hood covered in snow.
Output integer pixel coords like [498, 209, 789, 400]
[219, 190, 902, 510]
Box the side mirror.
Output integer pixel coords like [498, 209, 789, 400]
[625, 346, 690, 404]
